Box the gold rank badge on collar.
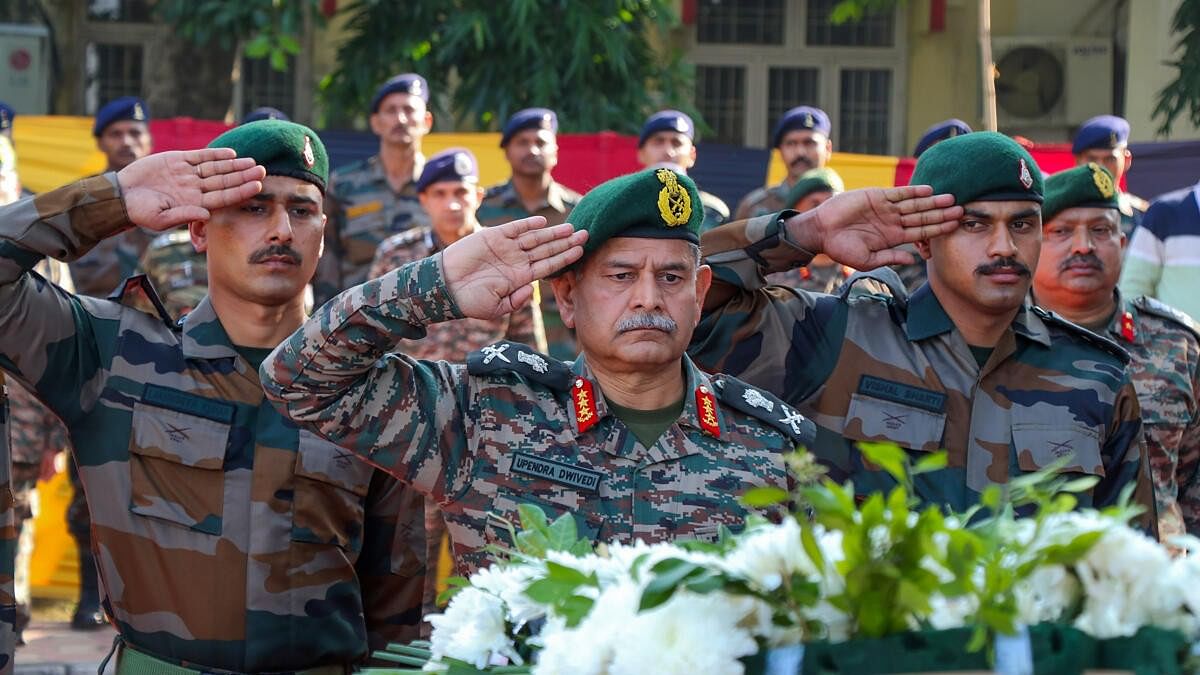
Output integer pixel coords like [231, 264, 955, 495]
[696, 384, 720, 437]
[572, 377, 599, 433]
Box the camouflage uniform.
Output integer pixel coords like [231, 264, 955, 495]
[0, 175, 420, 671]
[766, 262, 853, 294]
[315, 155, 429, 306]
[478, 179, 581, 361]
[0, 372, 16, 675]
[1094, 292, 1200, 537]
[689, 214, 1157, 527]
[732, 180, 789, 221]
[140, 229, 207, 319]
[368, 224, 546, 623]
[261, 257, 815, 576]
[67, 226, 154, 298]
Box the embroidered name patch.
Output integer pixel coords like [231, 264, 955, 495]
[142, 384, 236, 423]
[857, 375, 947, 414]
[509, 452, 602, 492]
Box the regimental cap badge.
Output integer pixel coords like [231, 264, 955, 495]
[302, 135, 316, 168]
[454, 152, 472, 177]
[803, 113, 815, 128]
[133, 102, 145, 121]
[674, 117, 689, 133]
[1090, 161, 1115, 199]
[948, 127, 959, 138]
[1018, 158, 1033, 190]
[1109, 131, 1118, 147]
[655, 168, 692, 227]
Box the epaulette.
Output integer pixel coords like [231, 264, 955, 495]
[148, 229, 192, 250]
[108, 274, 179, 332]
[838, 267, 909, 310]
[699, 190, 730, 219]
[1132, 296, 1200, 342]
[1031, 306, 1130, 364]
[466, 341, 573, 390]
[711, 374, 816, 447]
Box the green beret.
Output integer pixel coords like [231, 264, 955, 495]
[207, 120, 329, 193]
[910, 131, 1043, 205]
[570, 168, 703, 256]
[784, 167, 845, 207]
[1042, 163, 1119, 222]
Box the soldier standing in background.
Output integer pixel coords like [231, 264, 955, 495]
[636, 110, 728, 232]
[1033, 163, 1200, 539]
[315, 73, 432, 306]
[733, 106, 833, 220]
[478, 107, 581, 361]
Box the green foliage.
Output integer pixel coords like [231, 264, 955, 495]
[319, 0, 696, 131]
[156, 0, 323, 71]
[1155, 0, 1200, 135]
[829, 0, 905, 24]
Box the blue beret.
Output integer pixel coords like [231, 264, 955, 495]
[913, 119, 972, 158]
[1072, 115, 1130, 155]
[93, 96, 149, 137]
[500, 108, 558, 147]
[242, 107, 290, 124]
[0, 102, 13, 133]
[417, 148, 478, 193]
[772, 106, 830, 147]
[638, 110, 695, 147]
[371, 73, 430, 112]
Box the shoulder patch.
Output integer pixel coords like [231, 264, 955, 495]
[1032, 306, 1130, 364]
[108, 274, 179, 332]
[838, 267, 909, 309]
[712, 374, 816, 446]
[1132, 296, 1200, 342]
[466, 341, 573, 390]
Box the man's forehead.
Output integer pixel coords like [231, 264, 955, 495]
[781, 129, 824, 143]
[252, 175, 322, 201]
[511, 127, 557, 144]
[104, 120, 147, 134]
[592, 236, 693, 262]
[961, 199, 1041, 216]
[1047, 206, 1119, 225]
[647, 130, 690, 144]
[377, 92, 424, 111]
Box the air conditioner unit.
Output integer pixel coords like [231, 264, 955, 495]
[0, 24, 51, 114]
[991, 36, 1112, 129]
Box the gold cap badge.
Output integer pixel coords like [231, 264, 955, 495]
[1090, 162, 1115, 198]
[655, 168, 692, 227]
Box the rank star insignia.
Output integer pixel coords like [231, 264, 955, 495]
[1090, 162, 1115, 198]
[517, 350, 549, 374]
[302, 136, 316, 169]
[742, 388, 775, 412]
[572, 377, 599, 433]
[481, 343, 511, 364]
[696, 385, 720, 437]
[655, 168, 692, 226]
[1018, 158, 1033, 190]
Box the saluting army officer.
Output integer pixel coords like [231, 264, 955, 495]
[261, 168, 836, 575]
[0, 123, 424, 672]
[691, 132, 1157, 531]
[1033, 163, 1200, 539]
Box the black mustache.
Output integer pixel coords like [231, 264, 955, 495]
[249, 244, 302, 265]
[1059, 253, 1104, 272]
[976, 257, 1030, 276]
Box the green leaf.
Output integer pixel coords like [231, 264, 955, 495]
[639, 559, 702, 611]
[800, 523, 826, 575]
[912, 451, 949, 474]
[858, 441, 908, 483]
[1058, 475, 1101, 494]
[244, 34, 272, 58]
[740, 485, 789, 508]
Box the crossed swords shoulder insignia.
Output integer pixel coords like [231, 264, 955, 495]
[480, 343, 511, 364]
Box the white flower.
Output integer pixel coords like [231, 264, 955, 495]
[1015, 564, 1079, 626]
[607, 591, 759, 675]
[1069, 522, 1176, 638]
[470, 563, 546, 627]
[426, 586, 521, 669]
[719, 518, 819, 592]
[532, 580, 641, 675]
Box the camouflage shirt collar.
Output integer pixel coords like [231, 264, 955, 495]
[497, 179, 572, 213]
[567, 354, 722, 436]
[180, 296, 241, 360]
[907, 284, 1052, 347]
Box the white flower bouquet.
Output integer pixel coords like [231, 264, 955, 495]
[366, 444, 1200, 675]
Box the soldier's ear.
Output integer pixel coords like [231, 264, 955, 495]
[550, 272, 577, 329]
[189, 220, 209, 254]
[694, 264, 712, 317]
[913, 239, 933, 260]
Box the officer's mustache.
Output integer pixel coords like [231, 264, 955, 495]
[790, 156, 814, 170]
[1059, 252, 1104, 272]
[975, 257, 1030, 276]
[249, 244, 303, 265]
[616, 313, 677, 334]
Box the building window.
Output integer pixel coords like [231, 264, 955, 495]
[84, 43, 143, 113]
[696, 0, 785, 45]
[806, 0, 895, 47]
[241, 55, 297, 119]
[87, 0, 154, 22]
[839, 68, 892, 154]
[695, 65, 746, 145]
[767, 67, 821, 141]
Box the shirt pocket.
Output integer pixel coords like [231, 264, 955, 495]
[843, 393, 947, 452]
[292, 430, 374, 552]
[1012, 421, 1105, 477]
[128, 401, 229, 535]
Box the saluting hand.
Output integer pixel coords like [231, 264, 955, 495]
[441, 216, 588, 320]
[117, 149, 266, 231]
[788, 185, 963, 269]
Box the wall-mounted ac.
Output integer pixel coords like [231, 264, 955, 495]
[991, 36, 1113, 129]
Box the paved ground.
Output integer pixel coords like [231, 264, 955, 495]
[14, 619, 114, 674]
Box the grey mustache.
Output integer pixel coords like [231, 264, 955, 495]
[616, 313, 677, 334]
